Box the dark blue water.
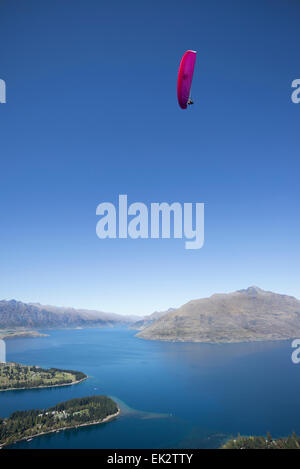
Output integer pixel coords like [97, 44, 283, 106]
[1, 328, 300, 448]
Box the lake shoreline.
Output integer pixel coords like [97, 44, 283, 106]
[0, 331, 49, 340]
[136, 334, 295, 344]
[0, 376, 87, 393]
[0, 408, 120, 449]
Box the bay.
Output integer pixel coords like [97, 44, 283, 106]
[1, 327, 299, 449]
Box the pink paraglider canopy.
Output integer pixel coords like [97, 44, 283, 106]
[177, 50, 197, 109]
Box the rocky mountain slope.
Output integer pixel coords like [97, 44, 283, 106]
[132, 308, 175, 330]
[137, 287, 300, 343]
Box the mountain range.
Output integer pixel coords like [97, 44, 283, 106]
[2, 287, 300, 344]
[0, 299, 138, 330]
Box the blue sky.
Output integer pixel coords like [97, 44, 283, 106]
[0, 0, 299, 315]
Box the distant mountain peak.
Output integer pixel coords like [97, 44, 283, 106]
[238, 286, 264, 295]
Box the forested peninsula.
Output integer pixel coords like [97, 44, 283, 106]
[0, 395, 119, 448]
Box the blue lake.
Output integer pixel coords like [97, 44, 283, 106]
[1, 327, 300, 448]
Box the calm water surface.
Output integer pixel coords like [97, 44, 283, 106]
[1, 327, 299, 448]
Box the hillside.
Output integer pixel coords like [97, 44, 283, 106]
[0, 299, 137, 330]
[137, 286, 300, 343]
[132, 308, 175, 330]
[222, 433, 300, 449]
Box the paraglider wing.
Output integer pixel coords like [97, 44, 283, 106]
[177, 50, 197, 109]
